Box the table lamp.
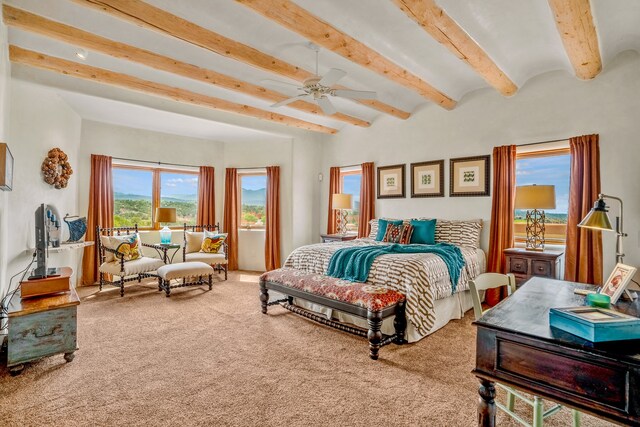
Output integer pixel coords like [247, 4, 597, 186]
[514, 184, 556, 251]
[578, 193, 626, 264]
[332, 193, 352, 235]
[155, 207, 176, 244]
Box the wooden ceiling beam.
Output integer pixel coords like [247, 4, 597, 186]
[72, 0, 411, 119]
[9, 46, 337, 134]
[548, 0, 602, 80]
[392, 0, 517, 96]
[3, 5, 369, 128]
[235, 0, 456, 109]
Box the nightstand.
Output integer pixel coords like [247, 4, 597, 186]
[320, 233, 357, 243]
[504, 248, 564, 286]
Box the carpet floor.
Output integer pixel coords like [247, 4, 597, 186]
[0, 272, 613, 426]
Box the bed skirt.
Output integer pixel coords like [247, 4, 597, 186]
[292, 290, 473, 343]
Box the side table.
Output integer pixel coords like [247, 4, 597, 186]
[149, 243, 181, 264]
[504, 247, 563, 286]
[320, 233, 358, 243]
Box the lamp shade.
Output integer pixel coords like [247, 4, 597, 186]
[514, 185, 556, 210]
[332, 193, 352, 210]
[155, 207, 176, 223]
[578, 198, 613, 231]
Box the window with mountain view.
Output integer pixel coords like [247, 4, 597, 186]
[515, 151, 570, 243]
[113, 166, 198, 228]
[340, 169, 361, 232]
[239, 173, 267, 229]
[160, 172, 198, 226]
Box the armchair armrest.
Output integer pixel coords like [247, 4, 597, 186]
[102, 246, 125, 273]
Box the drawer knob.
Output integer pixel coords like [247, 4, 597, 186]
[538, 266, 545, 271]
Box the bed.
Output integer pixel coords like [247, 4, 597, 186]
[283, 219, 486, 342]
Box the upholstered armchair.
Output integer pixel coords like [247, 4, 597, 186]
[183, 223, 228, 280]
[96, 225, 165, 296]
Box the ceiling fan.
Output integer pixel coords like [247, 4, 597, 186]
[262, 43, 376, 115]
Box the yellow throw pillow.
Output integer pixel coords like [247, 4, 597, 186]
[200, 230, 226, 254]
[110, 233, 143, 262]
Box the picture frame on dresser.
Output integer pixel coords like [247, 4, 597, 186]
[410, 160, 444, 198]
[449, 155, 490, 197]
[600, 263, 637, 304]
[377, 164, 405, 199]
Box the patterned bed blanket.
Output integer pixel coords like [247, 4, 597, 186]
[284, 238, 484, 335]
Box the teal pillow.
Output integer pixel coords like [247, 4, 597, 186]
[410, 219, 436, 244]
[375, 219, 403, 241]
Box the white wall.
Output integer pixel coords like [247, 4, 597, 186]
[0, 9, 10, 301]
[321, 50, 640, 282]
[5, 80, 82, 290]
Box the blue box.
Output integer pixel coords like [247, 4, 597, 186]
[549, 306, 640, 342]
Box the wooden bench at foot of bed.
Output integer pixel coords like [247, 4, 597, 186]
[259, 267, 406, 360]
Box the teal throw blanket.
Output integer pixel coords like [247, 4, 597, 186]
[327, 243, 466, 292]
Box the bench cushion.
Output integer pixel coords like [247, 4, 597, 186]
[99, 257, 164, 276]
[157, 262, 214, 281]
[184, 252, 227, 264]
[260, 267, 405, 312]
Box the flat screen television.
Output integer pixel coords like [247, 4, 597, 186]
[29, 203, 60, 279]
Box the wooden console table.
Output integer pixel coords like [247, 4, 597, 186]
[473, 276, 640, 426]
[7, 278, 79, 376]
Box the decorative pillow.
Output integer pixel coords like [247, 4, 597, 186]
[185, 231, 204, 254]
[100, 235, 115, 262]
[434, 219, 483, 248]
[376, 219, 403, 241]
[398, 224, 414, 244]
[200, 230, 226, 254]
[382, 224, 404, 243]
[110, 233, 143, 262]
[368, 219, 379, 239]
[410, 219, 436, 244]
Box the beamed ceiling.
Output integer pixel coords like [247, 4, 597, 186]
[4, 0, 640, 140]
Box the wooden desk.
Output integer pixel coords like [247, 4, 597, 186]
[7, 285, 79, 376]
[473, 277, 640, 426]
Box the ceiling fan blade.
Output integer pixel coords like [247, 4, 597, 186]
[261, 79, 302, 91]
[318, 68, 346, 86]
[332, 89, 377, 100]
[271, 94, 310, 108]
[317, 96, 338, 115]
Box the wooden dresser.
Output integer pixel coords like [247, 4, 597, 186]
[504, 248, 563, 285]
[7, 275, 79, 376]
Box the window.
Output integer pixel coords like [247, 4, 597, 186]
[340, 168, 362, 232]
[239, 173, 267, 229]
[514, 149, 570, 244]
[113, 165, 198, 229]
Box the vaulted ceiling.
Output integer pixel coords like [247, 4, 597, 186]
[4, 0, 640, 139]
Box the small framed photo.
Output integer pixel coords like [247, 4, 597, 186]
[450, 155, 490, 197]
[600, 263, 637, 304]
[0, 142, 14, 191]
[411, 160, 444, 198]
[377, 164, 405, 199]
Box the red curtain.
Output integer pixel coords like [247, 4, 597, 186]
[486, 145, 516, 305]
[565, 134, 603, 284]
[358, 162, 375, 238]
[196, 166, 215, 226]
[82, 155, 113, 285]
[265, 166, 281, 271]
[223, 168, 239, 271]
[326, 167, 341, 234]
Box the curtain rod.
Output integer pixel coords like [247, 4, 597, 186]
[339, 163, 361, 168]
[112, 156, 200, 169]
[516, 137, 570, 147]
[234, 166, 268, 170]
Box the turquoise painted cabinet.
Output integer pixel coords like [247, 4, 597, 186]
[7, 287, 79, 375]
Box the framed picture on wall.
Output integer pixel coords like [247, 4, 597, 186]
[377, 164, 405, 199]
[411, 160, 444, 198]
[0, 142, 14, 191]
[449, 155, 490, 197]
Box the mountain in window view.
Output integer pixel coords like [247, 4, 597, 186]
[242, 188, 266, 206]
[114, 192, 197, 202]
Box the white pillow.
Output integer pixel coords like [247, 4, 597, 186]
[185, 231, 204, 254]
